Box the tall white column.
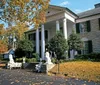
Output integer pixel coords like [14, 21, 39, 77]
[56, 20, 60, 31]
[63, 18, 68, 39]
[36, 28, 39, 55]
[41, 24, 45, 60]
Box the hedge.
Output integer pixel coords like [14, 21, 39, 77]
[75, 53, 100, 61]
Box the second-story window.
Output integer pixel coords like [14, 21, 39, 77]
[76, 21, 91, 33]
[80, 22, 87, 33]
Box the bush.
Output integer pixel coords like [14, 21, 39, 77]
[32, 53, 39, 61]
[0, 54, 3, 61]
[16, 58, 23, 62]
[16, 57, 37, 63]
[75, 53, 100, 61]
[26, 58, 37, 63]
[51, 58, 56, 63]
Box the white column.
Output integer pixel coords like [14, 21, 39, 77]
[36, 28, 39, 55]
[41, 24, 45, 60]
[56, 20, 60, 31]
[63, 18, 68, 39]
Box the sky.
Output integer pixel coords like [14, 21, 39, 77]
[50, 0, 100, 13]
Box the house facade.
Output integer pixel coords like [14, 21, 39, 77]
[25, 3, 100, 59]
[76, 3, 100, 54]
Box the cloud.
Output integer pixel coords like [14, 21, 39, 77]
[59, 1, 70, 6]
[75, 8, 92, 13]
[74, 9, 82, 13]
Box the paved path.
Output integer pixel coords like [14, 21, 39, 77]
[0, 69, 100, 85]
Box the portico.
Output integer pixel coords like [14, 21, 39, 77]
[25, 5, 77, 59]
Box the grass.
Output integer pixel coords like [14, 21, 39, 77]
[49, 61, 100, 82]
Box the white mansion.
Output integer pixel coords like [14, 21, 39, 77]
[25, 3, 100, 59]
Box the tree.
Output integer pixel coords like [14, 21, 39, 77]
[48, 31, 68, 60]
[7, 22, 29, 40]
[0, 24, 8, 54]
[47, 31, 68, 74]
[0, 40, 8, 54]
[0, 24, 6, 39]
[0, 0, 50, 28]
[15, 39, 34, 57]
[68, 30, 83, 57]
[6, 22, 29, 49]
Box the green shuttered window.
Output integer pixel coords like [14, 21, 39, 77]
[99, 18, 100, 30]
[88, 40, 93, 53]
[87, 21, 91, 32]
[76, 20, 91, 33]
[76, 23, 80, 33]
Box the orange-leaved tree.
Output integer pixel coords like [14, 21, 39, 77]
[0, 0, 50, 29]
[0, 40, 8, 54]
[7, 22, 29, 41]
[0, 24, 8, 53]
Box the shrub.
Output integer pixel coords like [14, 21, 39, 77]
[0, 54, 3, 61]
[16, 57, 37, 63]
[16, 58, 23, 62]
[75, 53, 100, 61]
[51, 58, 56, 63]
[32, 53, 39, 61]
[26, 58, 37, 63]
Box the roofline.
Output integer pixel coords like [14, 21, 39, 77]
[24, 28, 36, 33]
[49, 5, 78, 17]
[76, 13, 100, 20]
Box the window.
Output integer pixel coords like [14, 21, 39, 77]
[60, 27, 63, 33]
[80, 22, 87, 33]
[28, 33, 36, 41]
[45, 30, 48, 39]
[99, 18, 100, 30]
[82, 40, 93, 54]
[76, 21, 91, 33]
[82, 41, 89, 54]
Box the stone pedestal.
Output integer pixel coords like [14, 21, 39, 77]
[41, 64, 55, 73]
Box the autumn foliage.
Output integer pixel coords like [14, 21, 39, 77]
[7, 22, 29, 40]
[0, 0, 50, 28]
[0, 40, 8, 54]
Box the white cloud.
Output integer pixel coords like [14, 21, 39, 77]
[59, 1, 70, 6]
[74, 9, 82, 13]
[75, 8, 92, 13]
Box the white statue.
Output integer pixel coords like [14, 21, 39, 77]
[45, 50, 53, 64]
[23, 57, 25, 63]
[9, 54, 14, 63]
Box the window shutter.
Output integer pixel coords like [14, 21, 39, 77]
[76, 23, 80, 33]
[88, 40, 93, 53]
[28, 34, 31, 40]
[45, 30, 48, 39]
[33, 33, 36, 40]
[39, 31, 41, 40]
[87, 21, 91, 32]
[99, 18, 100, 30]
[77, 50, 81, 54]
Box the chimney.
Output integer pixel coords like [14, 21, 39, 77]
[94, 3, 100, 8]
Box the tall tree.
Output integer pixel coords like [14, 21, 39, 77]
[6, 22, 29, 49]
[7, 22, 29, 41]
[48, 31, 68, 60]
[0, 40, 8, 54]
[15, 39, 34, 57]
[0, 24, 6, 39]
[0, 24, 8, 53]
[0, 0, 50, 28]
[68, 30, 83, 57]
